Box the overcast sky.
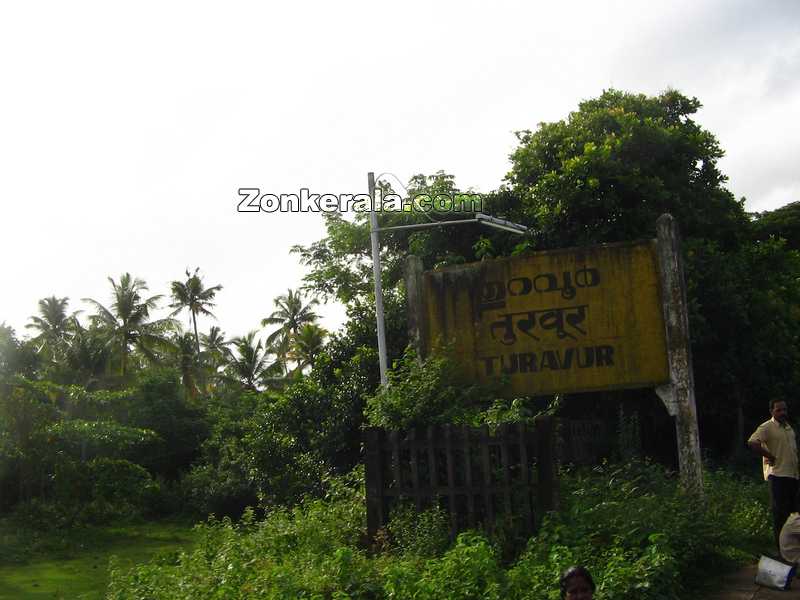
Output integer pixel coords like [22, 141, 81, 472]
[1, 0, 798, 340]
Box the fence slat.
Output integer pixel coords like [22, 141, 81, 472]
[535, 416, 556, 514]
[480, 425, 494, 529]
[500, 426, 512, 515]
[444, 425, 457, 532]
[365, 420, 554, 543]
[427, 425, 438, 493]
[463, 425, 475, 528]
[365, 428, 383, 541]
[409, 428, 421, 510]
[390, 430, 402, 495]
[517, 423, 533, 531]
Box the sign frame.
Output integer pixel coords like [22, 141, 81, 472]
[404, 214, 702, 493]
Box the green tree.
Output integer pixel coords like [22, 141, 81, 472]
[501, 89, 796, 456]
[201, 326, 230, 360]
[25, 296, 75, 364]
[83, 273, 175, 377]
[183, 387, 323, 514]
[200, 325, 232, 385]
[261, 289, 320, 373]
[125, 369, 208, 479]
[292, 172, 494, 305]
[751, 201, 800, 249]
[277, 296, 406, 474]
[163, 332, 201, 401]
[0, 323, 16, 377]
[505, 88, 748, 249]
[0, 378, 60, 504]
[0, 323, 39, 379]
[169, 268, 223, 358]
[60, 318, 111, 387]
[290, 171, 494, 405]
[288, 323, 328, 374]
[685, 237, 800, 452]
[225, 331, 279, 391]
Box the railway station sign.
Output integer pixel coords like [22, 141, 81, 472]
[421, 240, 670, 397]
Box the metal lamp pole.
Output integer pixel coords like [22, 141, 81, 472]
[367, 171, 528, 387]
[368, 172, 390, 386]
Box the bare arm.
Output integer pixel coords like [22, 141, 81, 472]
[748, 440, 776, 465]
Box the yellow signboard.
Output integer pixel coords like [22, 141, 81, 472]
[422, 240, 670, 396]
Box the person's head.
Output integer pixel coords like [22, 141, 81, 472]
[560, 566, 595, 600]
[771, 399, 789, 424]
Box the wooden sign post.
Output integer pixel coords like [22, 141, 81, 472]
[654, 214, 703, 494]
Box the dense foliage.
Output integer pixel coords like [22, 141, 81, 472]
[0, 370, 204, 524]
[365, 348, 544, 431]
[505, 89, 748, 249]
[365, 348, 483, 430]
[106, 462, 770, 600]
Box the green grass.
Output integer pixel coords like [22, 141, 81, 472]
[0, 520, 197, 600]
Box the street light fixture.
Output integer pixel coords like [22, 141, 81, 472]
[474, 212, 529, 235]
[368, 171, 528, 386]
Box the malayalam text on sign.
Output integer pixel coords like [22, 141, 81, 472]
[422, 240, 670, 397]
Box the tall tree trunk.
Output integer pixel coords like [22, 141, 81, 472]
[121, 339, 128, 376]
[192, 312, 206, 394]
[192, 312, 200, 358]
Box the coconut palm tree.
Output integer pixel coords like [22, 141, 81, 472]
[288, 323, 328, 373]
[25, 296, 75, 362]
[83, 273, 175, 376]
[163, 331, 201, 400]
[169, 268, 223, 358]
[225, 331, 279, 391]
[200, 325, 231, 373]
[261, 289, 320, 372]
[62, 317, 111, 388]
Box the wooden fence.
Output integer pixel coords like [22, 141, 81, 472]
[364, 416, 556, 541]
[558, 418, 611, 465]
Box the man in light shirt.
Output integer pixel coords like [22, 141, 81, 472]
[748, 399, 800, 548]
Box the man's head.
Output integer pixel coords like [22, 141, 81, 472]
[771, 399, 789, 424]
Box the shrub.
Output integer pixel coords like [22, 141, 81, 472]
[506, 461, 770, 600]
[387, 503, 451, 558]
[84, 457, 161, 522]
[108, 473, 382, 600]
[385, 532, 506, 600]
[183, 389, 329, 517]
[108, 462, 772, 600]
[89, 458, 159, 506]
[364, 348, 485, 430]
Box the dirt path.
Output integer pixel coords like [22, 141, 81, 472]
[706, 563, 800, 599]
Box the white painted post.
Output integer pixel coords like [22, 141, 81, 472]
[655, 214, 704, 494]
